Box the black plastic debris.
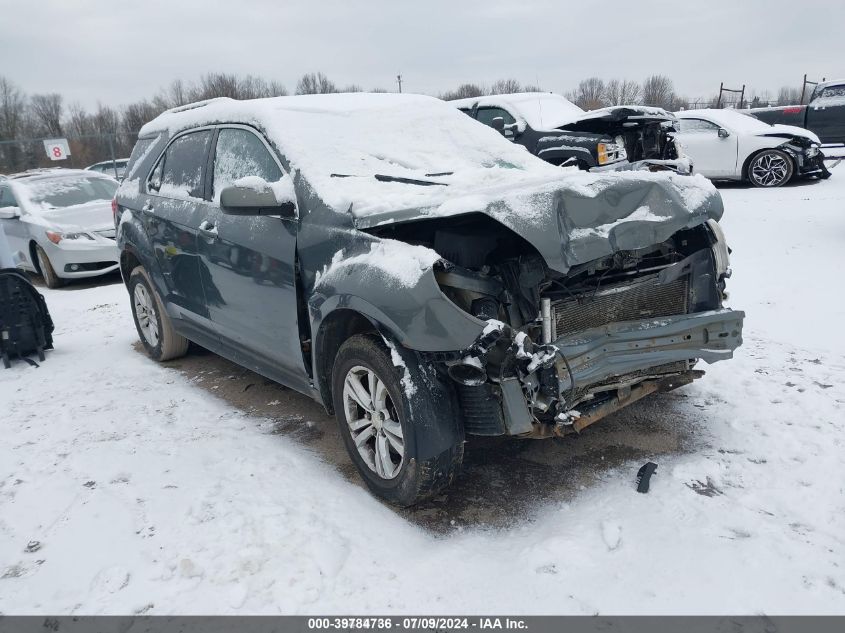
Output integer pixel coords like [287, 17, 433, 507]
[636, 461, 658, 493]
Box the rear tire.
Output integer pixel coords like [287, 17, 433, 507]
[747, 149, 794, 187]
[35, 245, 64, 289]
[331, 333, 464, 506]
[128, 266, 189, 362]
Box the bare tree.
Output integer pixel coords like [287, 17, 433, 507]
[604, 79, 641, 105]
[0, 76, 25, 140]
[29, 93, 64, 136]
[567, 77, 606, 109]
[522, 84, 542, 93]
[0, 76, 28, 171]
[122, 100, 164, 136]
[339, 84, 364, 93]
[296, 72, 337, 95]
[490, 79, 522, 95]
[440, 83, 485, 101]
[641, 75, 675, 109]
[776, 86, 802, 105]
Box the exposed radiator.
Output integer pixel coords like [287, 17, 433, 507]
[551, 273, 689, 338]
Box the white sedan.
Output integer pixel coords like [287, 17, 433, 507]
[673, 109, 829, 187]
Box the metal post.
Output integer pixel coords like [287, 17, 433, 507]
[107, 134, 117, 178]
[396, 74, 402, 93]
[717, 82, 724, 108]
[739, 84, 746, 109]
[801, 73, 808, 105]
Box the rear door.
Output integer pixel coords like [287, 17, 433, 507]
[197, 125, 310, 391]
[675, 118, 738, 177]
[143, 128, 215, 335]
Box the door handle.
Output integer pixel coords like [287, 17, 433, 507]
[141, 202, 155, 216]
[198, 220, 218, 240]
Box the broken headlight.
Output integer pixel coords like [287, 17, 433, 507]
[597, 137, 627, 165]
[706, 219, 730, 279]
[806, 143, 821, 158]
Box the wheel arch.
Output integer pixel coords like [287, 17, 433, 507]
[741, 145, 796, 182]
[313, 308, 386, 414]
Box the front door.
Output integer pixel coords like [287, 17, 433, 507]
[675, 118, 739, 178]
[808, 85, 845, 144]
[143, 128, 214, 333]
[196, 126, 309, 391]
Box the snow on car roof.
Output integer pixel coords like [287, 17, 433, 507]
[141, 93, 574, 215]
[676, 108, 777, 134]
[450, 92, 586, 130]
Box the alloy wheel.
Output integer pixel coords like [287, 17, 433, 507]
[342, 365, 405, 479]
[750, 152, 790, 186]
[133, 283, 160, 347]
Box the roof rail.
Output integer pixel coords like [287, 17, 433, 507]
[163, 97, 233, 115]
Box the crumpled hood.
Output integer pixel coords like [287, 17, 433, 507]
[765, 124, 821, 144]
[354, 172, 723, 274]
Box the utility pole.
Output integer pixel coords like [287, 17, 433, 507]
[396, 74, 403, 93]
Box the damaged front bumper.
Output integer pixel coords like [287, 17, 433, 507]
[441, 308, 744, 438]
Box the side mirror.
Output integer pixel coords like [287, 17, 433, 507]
[718, 128, 730, 139]
[219, 177, 296, 219]
[491, 117, 505, 133]
[0, 206, 21, 220]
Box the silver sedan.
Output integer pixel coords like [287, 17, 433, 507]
[0, 169, 119, 287]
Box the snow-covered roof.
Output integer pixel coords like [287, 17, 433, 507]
[449, 92, 586, 131]
[140, 93, 568, 216]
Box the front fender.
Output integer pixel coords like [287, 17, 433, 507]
[309, 265, 484, 354]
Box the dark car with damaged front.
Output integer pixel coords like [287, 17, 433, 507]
[115, 93, 744, 506]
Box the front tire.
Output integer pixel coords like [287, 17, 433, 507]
[331, 334, 464, 506]
[35, 245, 64, 289]
[128, 266, 189, 362]
[747, 149, 794, 187]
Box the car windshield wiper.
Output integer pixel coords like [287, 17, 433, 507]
[329, 173, 449, 187]
[374, 174, 448, 187]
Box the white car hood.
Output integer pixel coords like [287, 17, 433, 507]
[765, 124, 821, 144]
[27, 200, 113, 232]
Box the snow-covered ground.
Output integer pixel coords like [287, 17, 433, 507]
[1, 173, 844, 615]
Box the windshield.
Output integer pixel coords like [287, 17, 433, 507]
[23, 176, 118, 210]
[507, 94, 586, 129]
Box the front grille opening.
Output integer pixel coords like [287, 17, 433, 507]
[552, 273, 689, 338]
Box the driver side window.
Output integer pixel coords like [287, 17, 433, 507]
[212, 128, 282, 202]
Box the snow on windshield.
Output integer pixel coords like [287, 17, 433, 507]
[497, 93, 586, 130]
[452, 93, 586, 130]
[21, 175, 118, 211]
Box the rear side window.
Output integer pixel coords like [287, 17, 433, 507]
[212, 128, 282, 201]
[151, 130, 212, 199]
[476, 107, 516, 127]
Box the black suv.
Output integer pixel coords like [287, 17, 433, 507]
[116, 94, 742, 506]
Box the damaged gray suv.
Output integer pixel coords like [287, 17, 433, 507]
[115, 93, 744, 506]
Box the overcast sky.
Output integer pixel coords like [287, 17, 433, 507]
[2, 0, 842, 109]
